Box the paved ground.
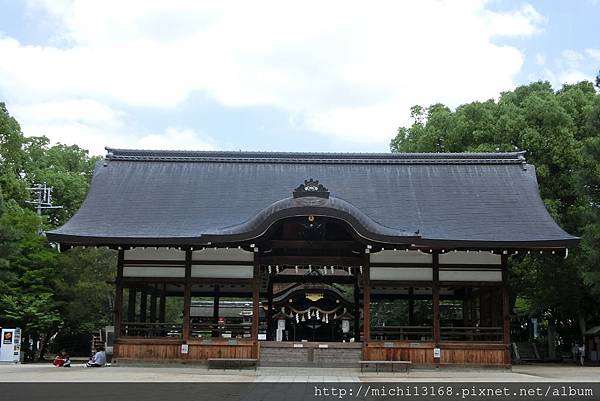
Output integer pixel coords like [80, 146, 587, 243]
[0, 363, 598, 382]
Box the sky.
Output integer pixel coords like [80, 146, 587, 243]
[0, 0, 598, 156]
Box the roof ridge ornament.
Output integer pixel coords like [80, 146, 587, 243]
[293, 179, 330, 199]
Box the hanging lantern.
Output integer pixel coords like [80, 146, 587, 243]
[339, 308, 353, 334]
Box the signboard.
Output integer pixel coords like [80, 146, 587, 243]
[13, 328, 21, 362]
[433, 347, 441, 359]
[3, 331, 13, 344]
[0, 328, 20, 363]
[180, 344, 189, 354]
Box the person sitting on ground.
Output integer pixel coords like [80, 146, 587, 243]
[84, 347, 106, 367]
[61, 351, 71, 367]
[53, 352, 65, 367]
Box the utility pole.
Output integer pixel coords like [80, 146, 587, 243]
[26, 183, 63, 233]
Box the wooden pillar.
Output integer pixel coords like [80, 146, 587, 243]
[463, 288, 470, 326]
[362, 253, 371, 342]
[182, 249, 192, 341]
[127, 287, 137, 322]
[408, 287, 415, 326]
[266, 275, 273, 340]
[251, 250, 261, 342]
[432, 252, 440, 344]
[501, 253, 511, 364]
[139, 289, 148, 323]
[149, 290, 157, 323]
[114, 249, 124, 339]
[159, 283, 166, 323]
[354, 273, 360, 341]
[212, 285, 220, 338]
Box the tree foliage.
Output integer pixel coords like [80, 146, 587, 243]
[0, 102, 113, 358]
[390, 81, 600, 346]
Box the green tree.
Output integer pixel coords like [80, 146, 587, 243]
[390, 80, 600, 353]
[0, 103, 110, 359]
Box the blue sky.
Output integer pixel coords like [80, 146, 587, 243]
[0, 0, 598, 156]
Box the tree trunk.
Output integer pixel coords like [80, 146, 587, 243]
[578, 314, 587, 344]
[38, 333, 50, 360]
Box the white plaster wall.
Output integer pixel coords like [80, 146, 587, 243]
[191, 265, 253, 278]
[370, 250, 432, 264]
[123, 266, 185, 278]
[124, 247, 186, 261]
[192, 248, 253, 262]
[370, 267, 433, 281]
[439, 251, 501, 265]
[439, 269, 502, 282]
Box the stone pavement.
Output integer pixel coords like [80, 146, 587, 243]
[0, 363, 598, 382]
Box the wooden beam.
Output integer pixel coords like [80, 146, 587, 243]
[121, 277, 253, 285]
[182, 249, 192, 342]
[432, 252, 440, 345]
[501, 254, 511, 365]
[271, 275, 356, 284]
[354, 273, 360, 341]
[362, 253, 371, 341]
[212, 285, 220, 338]
[261, 240, 360, 251]
[251, 251, 261, 343]
[261, 256, 362, 265]
[149, 289, 157, 323]
[124, 259, 254, 266]
[139, 289, 147, 323]
[408, 287, 414, 326]
[127, 287, 136, 322]
[159, 283, 166, 323]
[267, 274, 273, 341]
[368, 280, 502, 288]
[114, 249, 124, 339]
[370, 294, 465, 301]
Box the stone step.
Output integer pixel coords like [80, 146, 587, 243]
[259, 345, 361, 367]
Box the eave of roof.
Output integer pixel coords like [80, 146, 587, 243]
[105, 148, 528, 165]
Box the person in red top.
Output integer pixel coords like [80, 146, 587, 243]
[52, 351, 71, 367]
[53, 352, 65, 367]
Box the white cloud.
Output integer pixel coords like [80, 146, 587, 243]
[136, 128, 214, 151]
[586, 48, 600, 61]
[539, 48, 600, 87]
[0, 0, 546, 150]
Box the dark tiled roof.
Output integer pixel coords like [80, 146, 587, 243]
[46, 149, 578, 248]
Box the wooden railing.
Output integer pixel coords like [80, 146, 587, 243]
[121, 322, 183, 338]
[371, 325, 433, 341]
[440, 326, 503, 342]
[190, 322, 252, 339]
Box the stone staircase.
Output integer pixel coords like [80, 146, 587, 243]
[259, 342, 362, 367]
[512, 342, 541, 363]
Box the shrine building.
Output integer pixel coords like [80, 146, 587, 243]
[47, 149, 578, 367]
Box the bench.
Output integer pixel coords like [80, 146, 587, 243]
[207, 358, 258, 370]
[359, 360, 412, 373]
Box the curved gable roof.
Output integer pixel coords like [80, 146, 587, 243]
[46, 149, 579, 249]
